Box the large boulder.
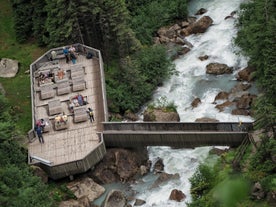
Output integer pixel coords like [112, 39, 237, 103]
[91, 148, 148, 184]
[169, 189, 186, 202]
[191, 97, 201, 108]
[143, 108, 180, 122]
[237, 66, 255, 82]
[151, 172, 180, 189]
[206, 63, 233, 75]
[0, 58, 19, 78]
[214, 91, 229, 101]
[66, 177, 105, 202]
[215, 101, 234, 112]
[180, 16, 213, 36]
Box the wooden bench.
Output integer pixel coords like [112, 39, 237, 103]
[40, 85, 55, 100]
[48, 99, 62, 115]
[57, 81, 71, 95]
[72, 77, 86, 92]
[73, 106, 88, 123]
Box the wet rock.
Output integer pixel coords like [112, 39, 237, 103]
[198, 55, 209, 61]
[134, 198, 146, 206]
[91, 148, 148, 184]
[191, 97, 201, 108]
[0, 58, 19, 78]
[206, 62, 233, 75]
[195, 8, 207, 15]
[103, 190, 128, 207]
[230, 83, 251, 94]
[231, 109, 250, 116]
[151, 172, 180, 189]
[236, 93, 256, 109]
[169, 189, 186, 202]
[153, 157, 164, 173]
[140, 165, 148, 176]
[180, 16, 213, 36]
[214, 91, 229, 101]
[209, 147, 229, 156]
[215, 101, 234, 112]
[237, 66, 255, 82]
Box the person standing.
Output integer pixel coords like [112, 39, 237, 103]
[35, 125, 44, 144]
[63, 47, 70, 63]
[87, 108, 95, 123]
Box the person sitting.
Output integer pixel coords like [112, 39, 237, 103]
[38, 72, 46, 83]
[77, 94, 84, 106]
[61, 113, 68, 123]
[57, 68, 65, 80]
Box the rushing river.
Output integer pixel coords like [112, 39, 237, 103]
[95, 0, 256, 206]
[131, 0, 254, 206]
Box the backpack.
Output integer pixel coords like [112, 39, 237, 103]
[89, 111, 93, 116]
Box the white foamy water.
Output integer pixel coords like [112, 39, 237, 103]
[132, 0, 254, 206]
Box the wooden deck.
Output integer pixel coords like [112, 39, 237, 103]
[29, 52, 103, 166]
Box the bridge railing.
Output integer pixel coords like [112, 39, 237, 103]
[103, 122, 253, 132]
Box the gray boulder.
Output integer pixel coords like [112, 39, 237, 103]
[0, 58, 19, 77]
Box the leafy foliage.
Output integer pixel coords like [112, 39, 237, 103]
[189, 164, 215, 200]
[106, 45, 175, 113]
[0, 95, 55, 206]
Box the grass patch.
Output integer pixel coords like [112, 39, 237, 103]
[0, 0, 46, 133]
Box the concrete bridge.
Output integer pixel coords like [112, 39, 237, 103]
[103, 122, 253, 148]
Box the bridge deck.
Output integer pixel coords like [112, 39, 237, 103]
[29, 53, 101, 166]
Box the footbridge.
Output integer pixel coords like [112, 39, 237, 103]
[102, 122, 253, 148]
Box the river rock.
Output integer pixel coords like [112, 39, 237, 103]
[153, 157, 164, 173]
[214, 91, 229, 101]
[191, 97, 201, 108]
[134, 198, 146, 206]
[230, 82, 251, 94]
[235, 93, 256, 109]
[151, 172, 180, 189]
[198, 55, 209, 61]
[169, 189, 186, 202]
[91, 148, 148, 184]
[180, 16, 213, 36]
[0, 58, 19, 78]
[143, 108, 180, 122]
[215, 101, 234, 112]
[66, 177, 105, 202]
[237, 66, 255, 81]
[206, 62, 233, 75]
[103, 190, 128, 207]
[231, 109, 250, 116]
[195, 8, 207, 15]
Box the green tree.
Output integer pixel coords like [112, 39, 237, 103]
[235, 0, 276, 135]
[44, 0, 81, 47]
[11, 0, 34, 43]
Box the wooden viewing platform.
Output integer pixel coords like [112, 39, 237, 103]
[28, 44, 108, 180]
